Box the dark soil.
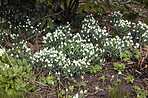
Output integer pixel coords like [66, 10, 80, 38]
[80, 62, 148, 98]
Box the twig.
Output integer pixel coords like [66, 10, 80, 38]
[35, 81, 48, 86]
[48, 92, 57, 96]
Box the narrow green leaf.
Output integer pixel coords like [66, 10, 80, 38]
[40, 19, 46, 29]
[23, 58, 27, 66]
[7, 88, 13, 95]
[47, 18, 53, 29]
[18, 60, 23, 66]
[2, 29, 11, 36]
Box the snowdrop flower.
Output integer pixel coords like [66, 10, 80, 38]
[95, 86, 99, 90]
[118, 71, 122, 75]
[112, 75, 114, 78]
[68, 70, 70, 72]
[84, 90, 87, 93]
[80, 90, 83, 94]
[73, 93, 78, 98]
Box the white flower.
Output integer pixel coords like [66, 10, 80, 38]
[0, 48, 5, 56]
[80, 90, 83, 94]
[73, 93, 78, 98]
[118, 71, 122, 75]
[112, 75, 114, 78]
[84, 90, 87, 93]
[81, 76, 84, 80]
[68, 70, 70, 72]
[95, 86, 99, 90]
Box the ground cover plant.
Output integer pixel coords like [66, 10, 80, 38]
[0, 2, 148, 97]
[0, 47, 35, 97]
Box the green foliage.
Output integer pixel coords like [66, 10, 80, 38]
[133, 86, 148, 98]
[131, 21, 148, 46]
[7, 40, 32, 59]
[1, 0, 147, 45]
[77, 1, 95, 13]
[108, 79, 121, 98]
[68, 86, 74, 92]
[90, 64, 102, 74]
[33, 16, 107, 79]
[81, 14, 108, 45]
[135, 0, 148, 8]
[121, 50, 133, 62]
[125, 75, 134, 84]
[113, 63, 125, 72]
[133, 49, 142, 58]
[103, 36, 122, 60]
[99, 76, 105, 83]
[0, 53, 35, 97]
[112, 14, 148, 48]
[36, 0, 80, 23]
[40, 75, 55, 85]
[113, 21, 129, 39]
[95, 86, 103, 94]
[59, 90, 66, 98]
[108, 77, 129, 98]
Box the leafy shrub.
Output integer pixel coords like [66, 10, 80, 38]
[0, 50, 35, 97]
